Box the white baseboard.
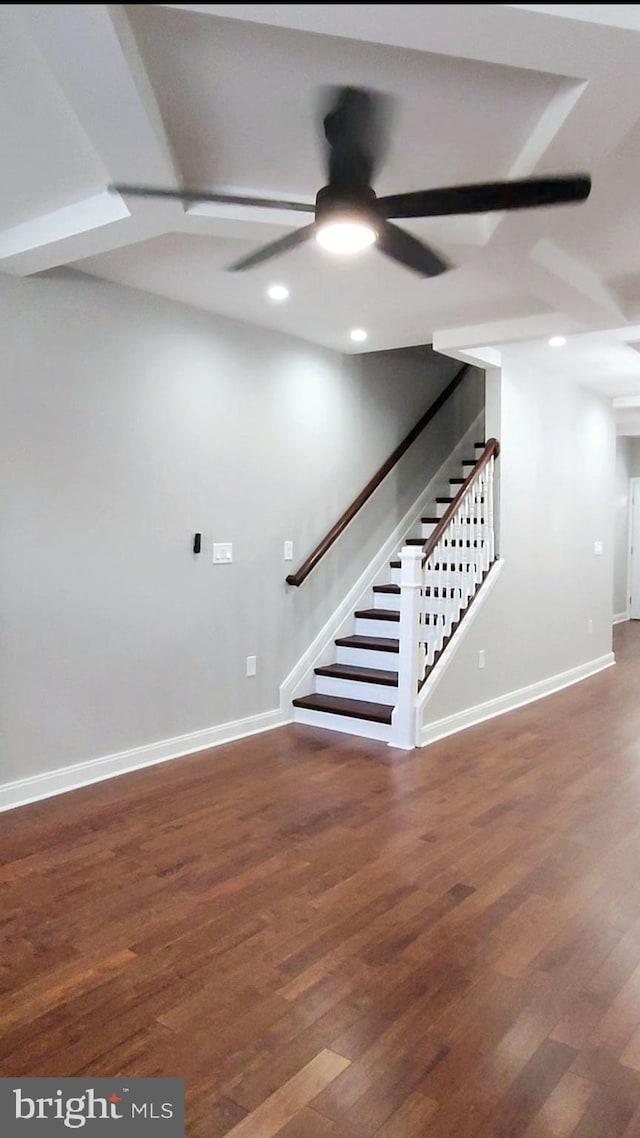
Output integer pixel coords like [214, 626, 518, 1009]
[0, 709, 289, 814]
[420, 652, 615, 748]
[613, 611, 630, 625]
[280, 412, 485, 710]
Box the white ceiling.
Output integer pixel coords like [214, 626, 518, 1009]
[3, 3, 640, 429]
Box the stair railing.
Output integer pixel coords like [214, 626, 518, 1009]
[286, 362, 473, 587]
[392, 438, 500, 749]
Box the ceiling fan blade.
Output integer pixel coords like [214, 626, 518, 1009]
[227, 224, 316, 272]
[378, 175, 592, 219]
[376, 220, 449, 278]
[321, 86, 392, 188]
[110, 184, 315, 213]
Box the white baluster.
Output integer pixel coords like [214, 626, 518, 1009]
[391, 545, 423, 750]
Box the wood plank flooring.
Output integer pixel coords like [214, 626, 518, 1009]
[2, 622, 640, 1136]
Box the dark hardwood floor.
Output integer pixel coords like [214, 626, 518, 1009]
[2, 623, 640, 1136]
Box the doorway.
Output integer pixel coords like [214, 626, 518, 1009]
[630, 478, 640, 619]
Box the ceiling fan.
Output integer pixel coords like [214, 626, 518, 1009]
[110, 85, 591, 279]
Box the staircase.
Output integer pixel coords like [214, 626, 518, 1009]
[293, 441, 491, 743]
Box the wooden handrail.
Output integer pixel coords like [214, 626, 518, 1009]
[421, 438, 500, 566]
[286, 362, 473, 587]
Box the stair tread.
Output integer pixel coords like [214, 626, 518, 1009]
[335, 634, 399, 653]
[421, 516, 440, 524]
[355, 608, 399, 621]
[293, 693, 393, 724]
[405, 538, 425, 546]
[315, 663, 398, 686]
[375, 581, 457, 597]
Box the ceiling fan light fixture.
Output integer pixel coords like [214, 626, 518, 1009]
[316, 219, 377, 255]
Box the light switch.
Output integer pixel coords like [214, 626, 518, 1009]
[284, 540, 293, 561]
[213, 542, 233, 564]
[594, 541, 603, 556]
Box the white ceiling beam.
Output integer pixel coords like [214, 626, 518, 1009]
[0, 5, 182, 274]
[529, 238, 625, 321]
[20, 4, 179, 185]
[433, 312, 576, 355]
[0, 196, 178, 276]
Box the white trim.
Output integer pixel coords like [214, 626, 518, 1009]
[292, 706, 391, 742]
[613, 611, 630, 624]
[630, 478, 640, 621]
[280, 412, 485, 710]
[419, 652, 615, 748]
[0, 709, 289, 814]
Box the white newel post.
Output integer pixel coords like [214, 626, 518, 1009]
[391, 545, 423, 749]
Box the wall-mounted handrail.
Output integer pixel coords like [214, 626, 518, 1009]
[421, 438, 500, 565]
[286, 362, 472, 587]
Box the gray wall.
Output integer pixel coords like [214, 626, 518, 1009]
[422, 357, 615, 729]
[0, 272, 482, 782]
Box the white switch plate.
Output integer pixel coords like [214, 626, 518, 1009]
[594, 540, 603, 556]
[478, 649, 485, 669]
[213, 542, 233, 564]
[284, 540, 293, 561]
[246, 655, 256, 676]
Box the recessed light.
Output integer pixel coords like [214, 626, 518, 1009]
[267, 284, 289, 301]
[548, 336, 566, 348]
[350, 328, 367, 343]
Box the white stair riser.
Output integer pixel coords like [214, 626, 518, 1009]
[374, 592, 465, 617]
[373, 591, 401, 611]
[420, 521, 437, 539]
[425, 544, 486, 563]
[421, 522, 487, 544]
[315, 675, 398, 705]
[355, 616, 400, 639]
[423, 597, 458, 616]
[336, 644, 399, 670]
[389, 566, 479, 588]
[293, 706, 391, 742]
[425, 571, 479, 590]
[436, 499, 485, 519]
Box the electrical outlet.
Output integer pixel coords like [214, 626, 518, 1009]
[478, 649, 485, 669]
[246, 655, 256, 677]
[213, 542, 233, 564]
[284, 540, 293, 561]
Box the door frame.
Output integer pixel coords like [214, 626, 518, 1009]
[628, 478, 640, 620]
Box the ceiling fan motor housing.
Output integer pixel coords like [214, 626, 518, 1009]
[314, 184, 380, 233]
